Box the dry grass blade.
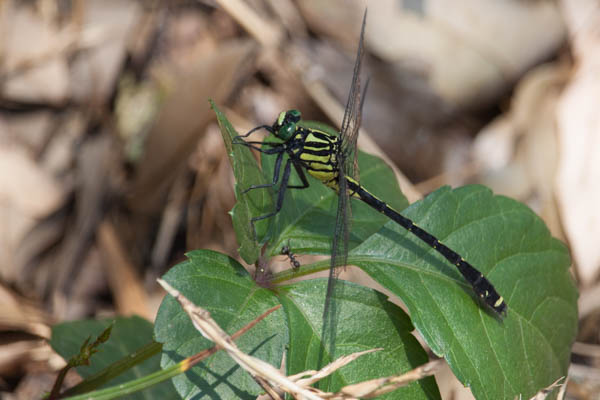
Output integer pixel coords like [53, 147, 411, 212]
[338, 359, 442, 399]
[293, 349, 382, 388]
[528, 376, 566, 400]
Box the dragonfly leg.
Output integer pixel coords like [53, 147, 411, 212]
[242, 151, 285, 194]
[233, 125, 273, 140]
[287, 162, 310, 189]
[243, 156, 310, 193]
[249, 158, 294, 239]
[235, 140, 285, 154]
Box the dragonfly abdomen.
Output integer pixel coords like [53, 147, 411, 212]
[347, 180, 507, 316]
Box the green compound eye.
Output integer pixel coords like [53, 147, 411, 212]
[278, 121, 296, 140]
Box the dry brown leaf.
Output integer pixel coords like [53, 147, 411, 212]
[0, 146, 64, 218]
[556, 0, 600, 286]
[0, 285, 52, 337]
[129, 40, 255, 212]
[0, 2, 70, 104]
[366, 0, 565, 108]
[69, 0, 142, 104]
[0, 145, 65, 282]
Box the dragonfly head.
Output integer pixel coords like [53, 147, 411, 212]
[273, 109, 301, 141]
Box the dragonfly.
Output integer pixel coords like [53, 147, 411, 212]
[233, 10, 506, 324]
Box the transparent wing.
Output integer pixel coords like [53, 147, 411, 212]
[322, 165, 350, 361]
[321, 9, 367, 366]
[339, 9, 367, 182]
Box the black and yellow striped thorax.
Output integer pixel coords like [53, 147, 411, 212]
[285, 125, 361, 196]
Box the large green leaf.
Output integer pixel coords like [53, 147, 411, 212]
[155, 249, 440, 399]
[154, 250, 287, 399]
[50, 316, 177, 399]
[279, 279, 440, 399]
[349, 185, 577, 399]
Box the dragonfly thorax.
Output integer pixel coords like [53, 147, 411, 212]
[273, 109, 302, 141]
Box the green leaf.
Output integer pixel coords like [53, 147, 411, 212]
[211, 100, 270, 264]
[155, 251, 441, 399]
[349, 185, 578, 400]
[50, 316, 177, 399]
[154, 250, 287, 399]
[279, 279, 440, 399]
